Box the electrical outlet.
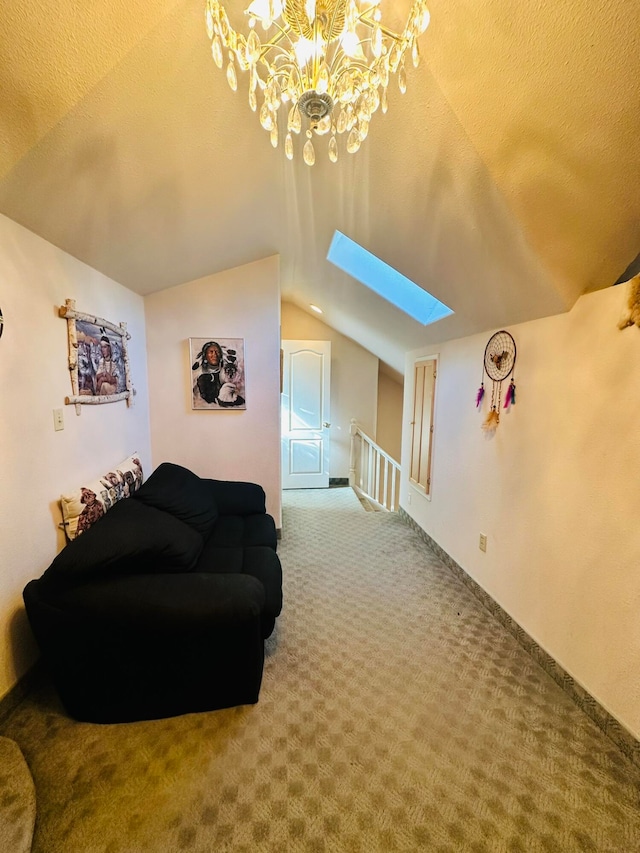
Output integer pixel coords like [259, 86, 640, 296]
[407, 493, 412, 505]
[479, 533, 487, 552]
[53, 408, 64, 431]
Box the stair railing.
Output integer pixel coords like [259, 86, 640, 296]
[349, 419, 400, 511]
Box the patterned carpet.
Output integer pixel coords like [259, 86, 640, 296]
[2, 487, 640, 852]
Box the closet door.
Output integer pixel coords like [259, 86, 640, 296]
[410, 357, 437, 496]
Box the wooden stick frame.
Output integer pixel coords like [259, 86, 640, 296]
[60, 299, 133, 414]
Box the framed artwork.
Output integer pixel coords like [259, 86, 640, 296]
[59, 299, 133, 411]
[190, 338, 246, 410]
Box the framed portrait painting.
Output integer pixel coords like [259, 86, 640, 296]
[190, 338, 246, 410]
[59, 299, 133, 409]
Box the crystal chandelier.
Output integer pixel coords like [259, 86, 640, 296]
[205, 0, 430, 165]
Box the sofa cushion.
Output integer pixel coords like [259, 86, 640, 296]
[132, 462, 218, 538]
[42, 499, 203, 587]
[205, 513, 277, 550]
[205, 479, 266, 516]
[195, 544, 245, 574]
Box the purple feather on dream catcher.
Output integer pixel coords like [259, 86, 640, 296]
[503, 379, 516, 408]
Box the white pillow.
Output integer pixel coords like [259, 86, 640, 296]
[60, 454, 143, 539]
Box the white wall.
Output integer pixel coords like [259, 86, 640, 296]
[145, 256, 282, 525]
[0, 214, 151, 701]
[376, 369, 403, 461]
[281, 302, 378, 478]
[402, 283, 640, 738]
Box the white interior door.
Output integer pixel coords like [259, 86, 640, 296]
[281, 340, 331, 489]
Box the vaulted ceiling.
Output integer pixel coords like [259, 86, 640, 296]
[2, 0, 640, 372]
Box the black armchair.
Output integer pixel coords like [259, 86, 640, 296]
[23, 463, 282, 723]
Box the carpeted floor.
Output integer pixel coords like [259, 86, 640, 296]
[2, 487, 640, 852]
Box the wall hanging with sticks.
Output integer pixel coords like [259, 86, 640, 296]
[476, 330, 517, 431]
[60, 299, 133, 414]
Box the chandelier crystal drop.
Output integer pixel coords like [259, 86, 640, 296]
[205, 0, 430, 165]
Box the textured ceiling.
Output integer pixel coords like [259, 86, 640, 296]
[1, 0, 639, 372]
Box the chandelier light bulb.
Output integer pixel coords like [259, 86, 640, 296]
[204, 0, 431, 165]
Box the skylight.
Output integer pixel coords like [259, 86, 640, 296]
[327, 231, 454, 326]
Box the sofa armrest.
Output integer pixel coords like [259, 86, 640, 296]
[25, 572, 266, 632]
[205, 479, 266, 516]
[24, 572, 267, 723]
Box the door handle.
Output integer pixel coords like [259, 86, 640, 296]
[323, 422, 331, 428]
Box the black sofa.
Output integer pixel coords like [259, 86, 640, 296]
[23, 463, 282, 723]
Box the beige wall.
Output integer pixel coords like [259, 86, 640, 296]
[0, 214, 151, 701]
[145, 256, 282, 525]
[376, 369, 403, 461]
[402, 283, 640, 738]
[281, 302, 378, 478]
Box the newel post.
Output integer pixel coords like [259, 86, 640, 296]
[349, 419, 358, 487]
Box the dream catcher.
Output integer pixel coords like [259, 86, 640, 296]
[475, 330, 517, 431]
